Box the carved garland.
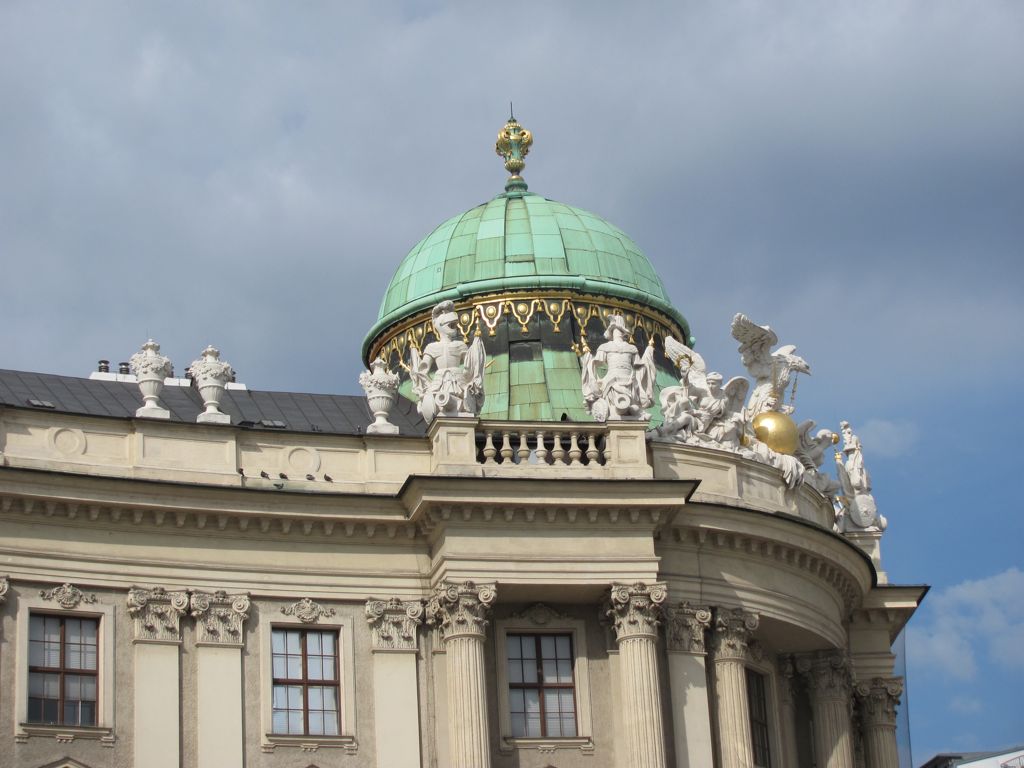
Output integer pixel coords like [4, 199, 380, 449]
[281, 598, 336, 624]
[40, 583, 96, 610]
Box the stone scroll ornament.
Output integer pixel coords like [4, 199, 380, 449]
[281, 597, 336, 624]
[189, 590, 251, 644]
[580, 314, 656, 422]
[130, 339, 173, 419]
[189, 345, 234, 425]
[359, 357, 401, 435]
[366, 597, 424, 651]
[833, 420, 887, 533]
[127, 587, 190, 642]
[665, 602, 713, 654]
[605, 582, 667, 640]
[409, 301, 486, 423]
[40, 582, 96, 609]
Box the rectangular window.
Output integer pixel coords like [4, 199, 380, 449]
[506, 633, 577, 738]
[271, 628, 340, 736]
[746, 667, 772, 768]
[27, 614, 98, 726]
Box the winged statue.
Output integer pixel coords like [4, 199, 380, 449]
[730, 313, 810, 419]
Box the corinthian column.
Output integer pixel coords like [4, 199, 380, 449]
[426, 581, 496, 768]
[797, 651, 855, 768]
[607, 582, 668, 768]
[711, 608, 759, 768]
[855, 677, 903, 768]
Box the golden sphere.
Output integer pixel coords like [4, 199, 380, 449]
[752, 411, 800, 455]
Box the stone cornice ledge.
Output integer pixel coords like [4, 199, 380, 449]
[16, 723, 115, 746]
[260, 734, 357, 754]
[499, 736, 595, 754]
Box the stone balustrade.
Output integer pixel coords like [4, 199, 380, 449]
[477, 420, 607, 467]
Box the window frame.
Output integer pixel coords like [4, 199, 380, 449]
[27, 613, 100, 726]
[259, 607, 356, 753]
[14, 593, 116, 744]
[742, 657, 785, 768]
[506, 632, 578, 739]
[495, 608, 595, 753]
[746, 666, 772, 768]
[270, 626, 342, 737]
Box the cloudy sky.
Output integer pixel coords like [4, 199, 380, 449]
[1, 1, 1021, 760]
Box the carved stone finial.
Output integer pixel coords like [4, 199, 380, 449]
[189, 345, 234, 425]
[366, 597, 424, 652]
[796, 650, 852, 701]
[854, 676, 903, 728]
[425, 581, 496, 641]
[408, 301, 486, 423]
[127, 587, 189, 643]
[281, 597, 336, 624]
[606, 582, 667, 642]
[189, 590, 251, 645]
[665, 602, 712, 654]
[130, 339, 173, 420]
[359, 357, 401, 435]
[40, 583, 97, 610]
[495, 114, 533, 194]
[580, 315, 656, 422]
[0, 575, 9, 604]
[711, 607, 759, 661]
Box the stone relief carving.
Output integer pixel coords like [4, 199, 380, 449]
[409, 300, 486, 423]
[281, 597, 336, 624]
[854, 676, 904, 727]
[359, 357, 401, 435]
[665, 601, 712, 654]
[509, 603, 573, 626]
[425, 581, 496, 640]
[834, 421, 887, 533]
[605, 582, 667, 641]
[130, 339, 173, 420]
[40, 583, 97, 609]
[580, 315, 656, 422]
[0, 575, 8, 603]
[190, 590, 251, 645]
[711, 607, 759, 662]
[127, 587, 190, 642]
[365, 597, 424, 651]
[189, 345, 234, 425]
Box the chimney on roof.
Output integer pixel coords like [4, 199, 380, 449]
[97, 360, 110, 373]
[118, 362, 130, 375]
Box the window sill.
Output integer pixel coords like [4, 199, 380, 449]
[16, 723, 115, 746]
[261, 733, 358, 754]
[500, 736, 595, 754]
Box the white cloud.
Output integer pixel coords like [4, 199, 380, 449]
[909, 568, 1024, 682]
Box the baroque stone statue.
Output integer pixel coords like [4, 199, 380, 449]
[409, 301, 486, 423]
[730, 313, 810, 419]
[834, 420, 887, 532]
[580, 314, 656, 422]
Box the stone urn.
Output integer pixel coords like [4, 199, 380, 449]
[359, 357, 400, 435]
[129, 339, 173, 419]
[189, 345, 234, 425]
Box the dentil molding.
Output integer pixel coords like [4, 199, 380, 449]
[365, 597, 424, 652]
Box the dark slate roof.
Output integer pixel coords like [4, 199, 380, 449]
[0, 369, 426, 437]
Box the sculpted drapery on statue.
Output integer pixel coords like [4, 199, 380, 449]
[834, 420, 887, 533]
[581, 314, 656, 422]
[409, 300, 485, 423]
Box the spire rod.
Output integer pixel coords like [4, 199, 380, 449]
[495, 112, 533, 195]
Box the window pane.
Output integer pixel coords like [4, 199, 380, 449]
[306, 632, 322, 654]
[29, 640, 44, 667]
[30, 615, 44, 641]
[559, 689, 575, 713]
[44, 616, 61, 642]
[525, 715, 541, 737]
[556, 635, 571, 658]
[323, 711, 339, 735]
[272, 630, 285, 654]
[521, 637, 536, 659]
[524, 689, 540, 714]
[287, 656, 302, 679]
[65, 674, 81, 700]
[64, 701, 80, 725]
[287, 685, 303, 709]
[44, 642, 61, 667]
[542, 659, 557, 683]
[80, 700, 97, 727]
[43, 698, 59, 723]
[309, 710, 324, 735]
[286, 631, 301, 654]
[522, 660, 538, 684]
[83, 645, 98, 671]
[511, 713, 527, 737]
[272, 710, 288, 734]
[561, 714, 577, 737]
[546, 715, 562, 737]
[557, 659, 573, 683]
[509, 689, 525, 713]
[308, 657, 323, 681]
[322, 657, 336, 681]
[322, 632, 335, 655]
[544, 689, 561, 715]
[309, 686, 323, 710]
[272, 655, 287, 679]
[82, 619, 98, 644]
[82, 676, 97, 701]
[540, 635, 555, 659]
[322, 686, 338, 711]
[66, 645, 83, 669]
[272, 685, 289, 709]
[508, 659, 523, 684]
[288, 711, 304, 735]
[507, 635, 521, 659]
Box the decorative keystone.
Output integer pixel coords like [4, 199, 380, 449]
[189, 345, 234, 425]
[130, 339, 173, 420]
[127, 587, 189, 643]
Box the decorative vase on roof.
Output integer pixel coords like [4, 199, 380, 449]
[189, 345, 234, 425]
[359, 357, 401, 435]
[129, 339, 173, 420]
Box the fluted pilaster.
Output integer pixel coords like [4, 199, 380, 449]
[607, 582, 668, 768]
[711, 608, 759, 768]
[426, 581, 496, 768]
[855, 677, 903, 768]
[798, 651, 855, 768]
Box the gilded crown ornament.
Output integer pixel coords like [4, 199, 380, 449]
[495, 111, 533, 194]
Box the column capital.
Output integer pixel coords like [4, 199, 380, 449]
[796, 650, 852, 701]
[366, 597, 424, 652]
[127, 587, 190, 643]
[712, 607, 759, 662]
[665, 601, 712, 654]
[0, 575, 8, 604]
[606, 582, 667, 642]
[855, 676, 903, 728]
[189, 590, 251, 645]
[426, 581, 496, 641]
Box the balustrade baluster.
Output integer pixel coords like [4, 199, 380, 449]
[551, 431, 565, 464]
[499, 430, 513, 464]
[483, 430, 497, 464]
[568, 431, 582, 465]
[517, 432, 530, 462]
[535, 431, 548, 463]
[586, 433, 600, 465]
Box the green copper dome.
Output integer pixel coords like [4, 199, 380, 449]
[366, 193, 691, 348]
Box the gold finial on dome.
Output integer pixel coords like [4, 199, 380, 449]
[495, 107, 533, 194]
